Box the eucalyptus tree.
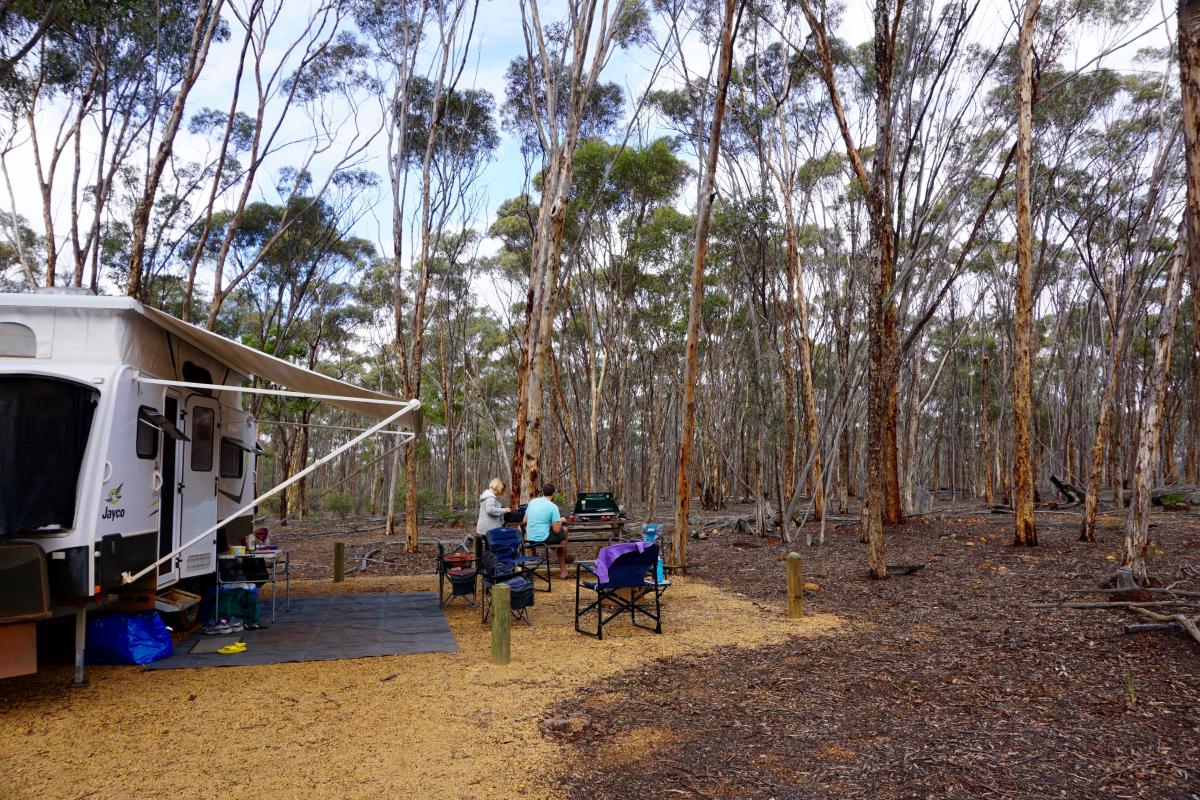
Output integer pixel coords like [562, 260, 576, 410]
[504, 0, 651, 503]
[361, 0, 495, 548]
[674, 0, 742, 572]
[560, 137, 689, 491]
[794, 0, 1010, 574]
[1064, 72, 1183, 541]
[210, 190, 377, 522]
[1182, 0, 1200, 367]
[196, 0, 378, 327]
[1123, 0, 1200, 581]
[0, 0, 228, 290]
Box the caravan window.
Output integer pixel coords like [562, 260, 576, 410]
[219, 438, 244, 479]
[0, 375, 98, 534]
[190, 407, 214, 472]
[136, 406, 160, 459]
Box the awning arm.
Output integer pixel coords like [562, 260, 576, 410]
[121, 399, 421, 585]
[134, 375, 413, 408]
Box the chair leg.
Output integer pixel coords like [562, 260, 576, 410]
[574, 573, 580, 632]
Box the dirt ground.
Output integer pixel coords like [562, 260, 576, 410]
[547, 507, 1200, 799]
[0, 571, 836, 800]
[3, 505, 1197, 799]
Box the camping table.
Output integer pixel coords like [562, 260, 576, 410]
[515, 520, 627, 545]
[560, 520, 628, 543]
[215, 549, 290, 623]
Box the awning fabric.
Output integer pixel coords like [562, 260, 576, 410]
[140, 306, 416, 427]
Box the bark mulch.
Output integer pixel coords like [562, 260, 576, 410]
[546, 508, 1200, 799]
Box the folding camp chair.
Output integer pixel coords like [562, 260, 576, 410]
[574, 543, 664, 639]
[520, 537, 554, 592]
[480, 528, 536, 624]
[436, 542, 477, 609]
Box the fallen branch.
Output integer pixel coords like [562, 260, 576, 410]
[1032, 600, 1200, 610]
[348, 547, 382, 575]
[1061, 587, 1200, 598]
[1129, 607, 1200, 647]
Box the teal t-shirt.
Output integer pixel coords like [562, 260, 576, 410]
[525, 496, 562, 542]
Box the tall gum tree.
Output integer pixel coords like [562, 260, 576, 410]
[673, 0, 742, 573]
[1010, 0, 1041, 547]
[507, 0, 649, 502]
[797, 0, 903, 578]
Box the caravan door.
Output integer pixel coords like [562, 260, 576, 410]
[179, 395, 219, 579]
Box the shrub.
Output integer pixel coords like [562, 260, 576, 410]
[325, 491, 353, 520]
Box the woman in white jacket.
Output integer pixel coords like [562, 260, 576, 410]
[476, 478, 510, 537]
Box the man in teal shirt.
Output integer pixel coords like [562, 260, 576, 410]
[525, 483, 569, 578]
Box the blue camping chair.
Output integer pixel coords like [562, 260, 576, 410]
[574, 543, 664, 639]
[436, 542, 477, 610]
[481, 527, 537, 624]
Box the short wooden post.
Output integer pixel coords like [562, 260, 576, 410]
[333, 541, 345, 582]
[786, 551, 804, 618]
[490, 584, 511, 665]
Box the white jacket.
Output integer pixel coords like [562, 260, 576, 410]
[476, 490, 508, 535]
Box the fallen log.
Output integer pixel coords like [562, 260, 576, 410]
[1050, 474, 1086, 505]
[1125, 622, 1182, 633]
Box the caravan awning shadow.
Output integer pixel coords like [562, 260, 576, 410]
[145, 592, 456, 669]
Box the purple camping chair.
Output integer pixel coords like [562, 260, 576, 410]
[574, 543, 664, 639]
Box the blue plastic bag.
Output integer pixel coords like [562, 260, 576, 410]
[86, 611, 173, 665]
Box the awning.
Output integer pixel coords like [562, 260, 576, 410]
[139, 306, 417, 427]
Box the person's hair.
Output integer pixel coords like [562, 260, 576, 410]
[488, 478, 506, 494]
[541, 483, 555, 497]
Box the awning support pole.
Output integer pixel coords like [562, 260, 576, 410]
[72, 607, 87, 687]
[121, 400, 420, 585]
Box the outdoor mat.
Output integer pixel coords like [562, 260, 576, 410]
[146, 592, 456, 669]
[189, 635, 243, 654]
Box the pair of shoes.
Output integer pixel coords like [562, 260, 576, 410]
[227, 620, 245, 633]
[203, 620, 233, 635]
[216, 641, 247, 655]
[243, 621, 267, 630]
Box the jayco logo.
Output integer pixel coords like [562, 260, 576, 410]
[102, 483, 125, 520]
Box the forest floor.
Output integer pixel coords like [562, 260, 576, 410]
[4, 504, 1196, 799]
[268, 503, 1200, 798]
[545, 504, 1200, 799]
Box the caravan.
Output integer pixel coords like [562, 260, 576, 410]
[0, 292, 418, 682]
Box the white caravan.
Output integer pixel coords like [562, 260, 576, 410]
[0, 291, 419, 682]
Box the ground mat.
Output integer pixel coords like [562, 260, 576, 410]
[189, 634, 242, 654]
[146, 592, 456, 669]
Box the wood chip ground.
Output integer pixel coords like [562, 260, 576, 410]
[0, 572, 837, 800]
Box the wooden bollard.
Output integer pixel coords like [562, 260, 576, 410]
[333, 541, 345, 582]
[786, 552, 804, 618]
[490, 584, 511, 665]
